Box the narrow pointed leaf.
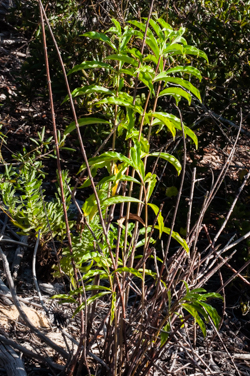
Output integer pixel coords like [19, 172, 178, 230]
[163, 44, 184, 56]
[114, 267, 143, 280]
[81, 31, 116, 50]
[149, 152, 182, 175]
[182, 303, 206, 337]
[198, 301, 221, 329]
[157, 77, 201, 102]
[102, 196, 143, 207]
[120, 27, 134, 50]
[67, 61, 114, 75]
[151, 112, 198, 148]
[105, 54, 138, 66]
[65, 117, 109, 135]
[148, 203, 164, 237]
[129, 20, 159, 58]
[97, 97, 143, 115]
[111, 18, 121, 35]
[73, 292, 111, 316]
[143, 54, 159, 65]
[157, 66, 202, 81]
[138, 71, 155, 96]
[159, 87, 192, 105]
[160, 322, 171, 347]
[148, 19, 164, 40]
[62, 85, 114, 104]
[154, 225, 189, 252]
[149, 112, 176, 138]
[184, 45, 209, 63]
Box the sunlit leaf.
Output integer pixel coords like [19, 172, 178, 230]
[155, 76, 201, 102]
[149, 152, 182, 175]
[184, 45, 209, 63]
[105, 54, 138, 66]
[62, 85, 114, 104]
[102, 195, 143, 207]
[181, 302, 206, 337]
[148, 112, 176, 138]
[111, 18, 121, 35]
[160, 321, 170, 347]
[163, 43, 184, 56]
[156, 66, 202, 81]
[114, 266, 143, 280]
[81, 31, 116, 50]
[159, 87, 192, 105]
[154, 225, 189, 252]
[97, 97, 143, 115]
[148, 203, 164, 237]
[198, 301, 221, 329]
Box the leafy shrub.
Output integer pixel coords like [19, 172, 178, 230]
[0, 14, 224, 375]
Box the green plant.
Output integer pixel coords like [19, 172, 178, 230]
[0, 13, 225, 376]
[0, 127, 71, 242]
[51, 16, 222, 375]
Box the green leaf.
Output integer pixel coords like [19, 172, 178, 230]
[155, 76, 201, 102]
[154, 225, 189, 252]
[181, 303, 206, 337]
[78, 151, 132, 174]
[84, 285, 111, 292]
[62, 85, 114, 104]
[143, 54, 159, 66]
[81, 269, 108, 281]
[149, 19, 165, 41]
[111, 18, 121, 35]
[67, 61, 114, 75]
[82, 193, 97, 217]
[157, 18, 173, 38]
[163, 43, 184, 56]
[159, 87, 192, 105]
[119, 68, 136, 77]
[198, 301, 221, 329]
[113, 267, 143, 280]
[138, 70, 155, 96]
[97, 174, 141, 188]
[156, 66, 202, 81]
[149, 152, 182, 175]
[198, 293, 223, 300]
[96, 97, 143, 115]
[148, 112, 176, 138]
[73, 292, 111, 316]
[64, 117, 109, 135]
[81, 31, 116, 50]
[144, 173, 157, 202]
[120, 27, 134, 51]
[165, 186, 178, 198]
[148, 203, 164, 237]
[189, 288, 207, 294]
[151, 112, 198, 149]
[160, 321, 170, 347]
[128, 48, 143, 63]
[102, 195, 143, 207]
[111, 292, 116, 322]
[131, 139, 142, 171]
[105, 54, 138, 66]
[184, 45, 209, 63]
[128, 20, 159, 58]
